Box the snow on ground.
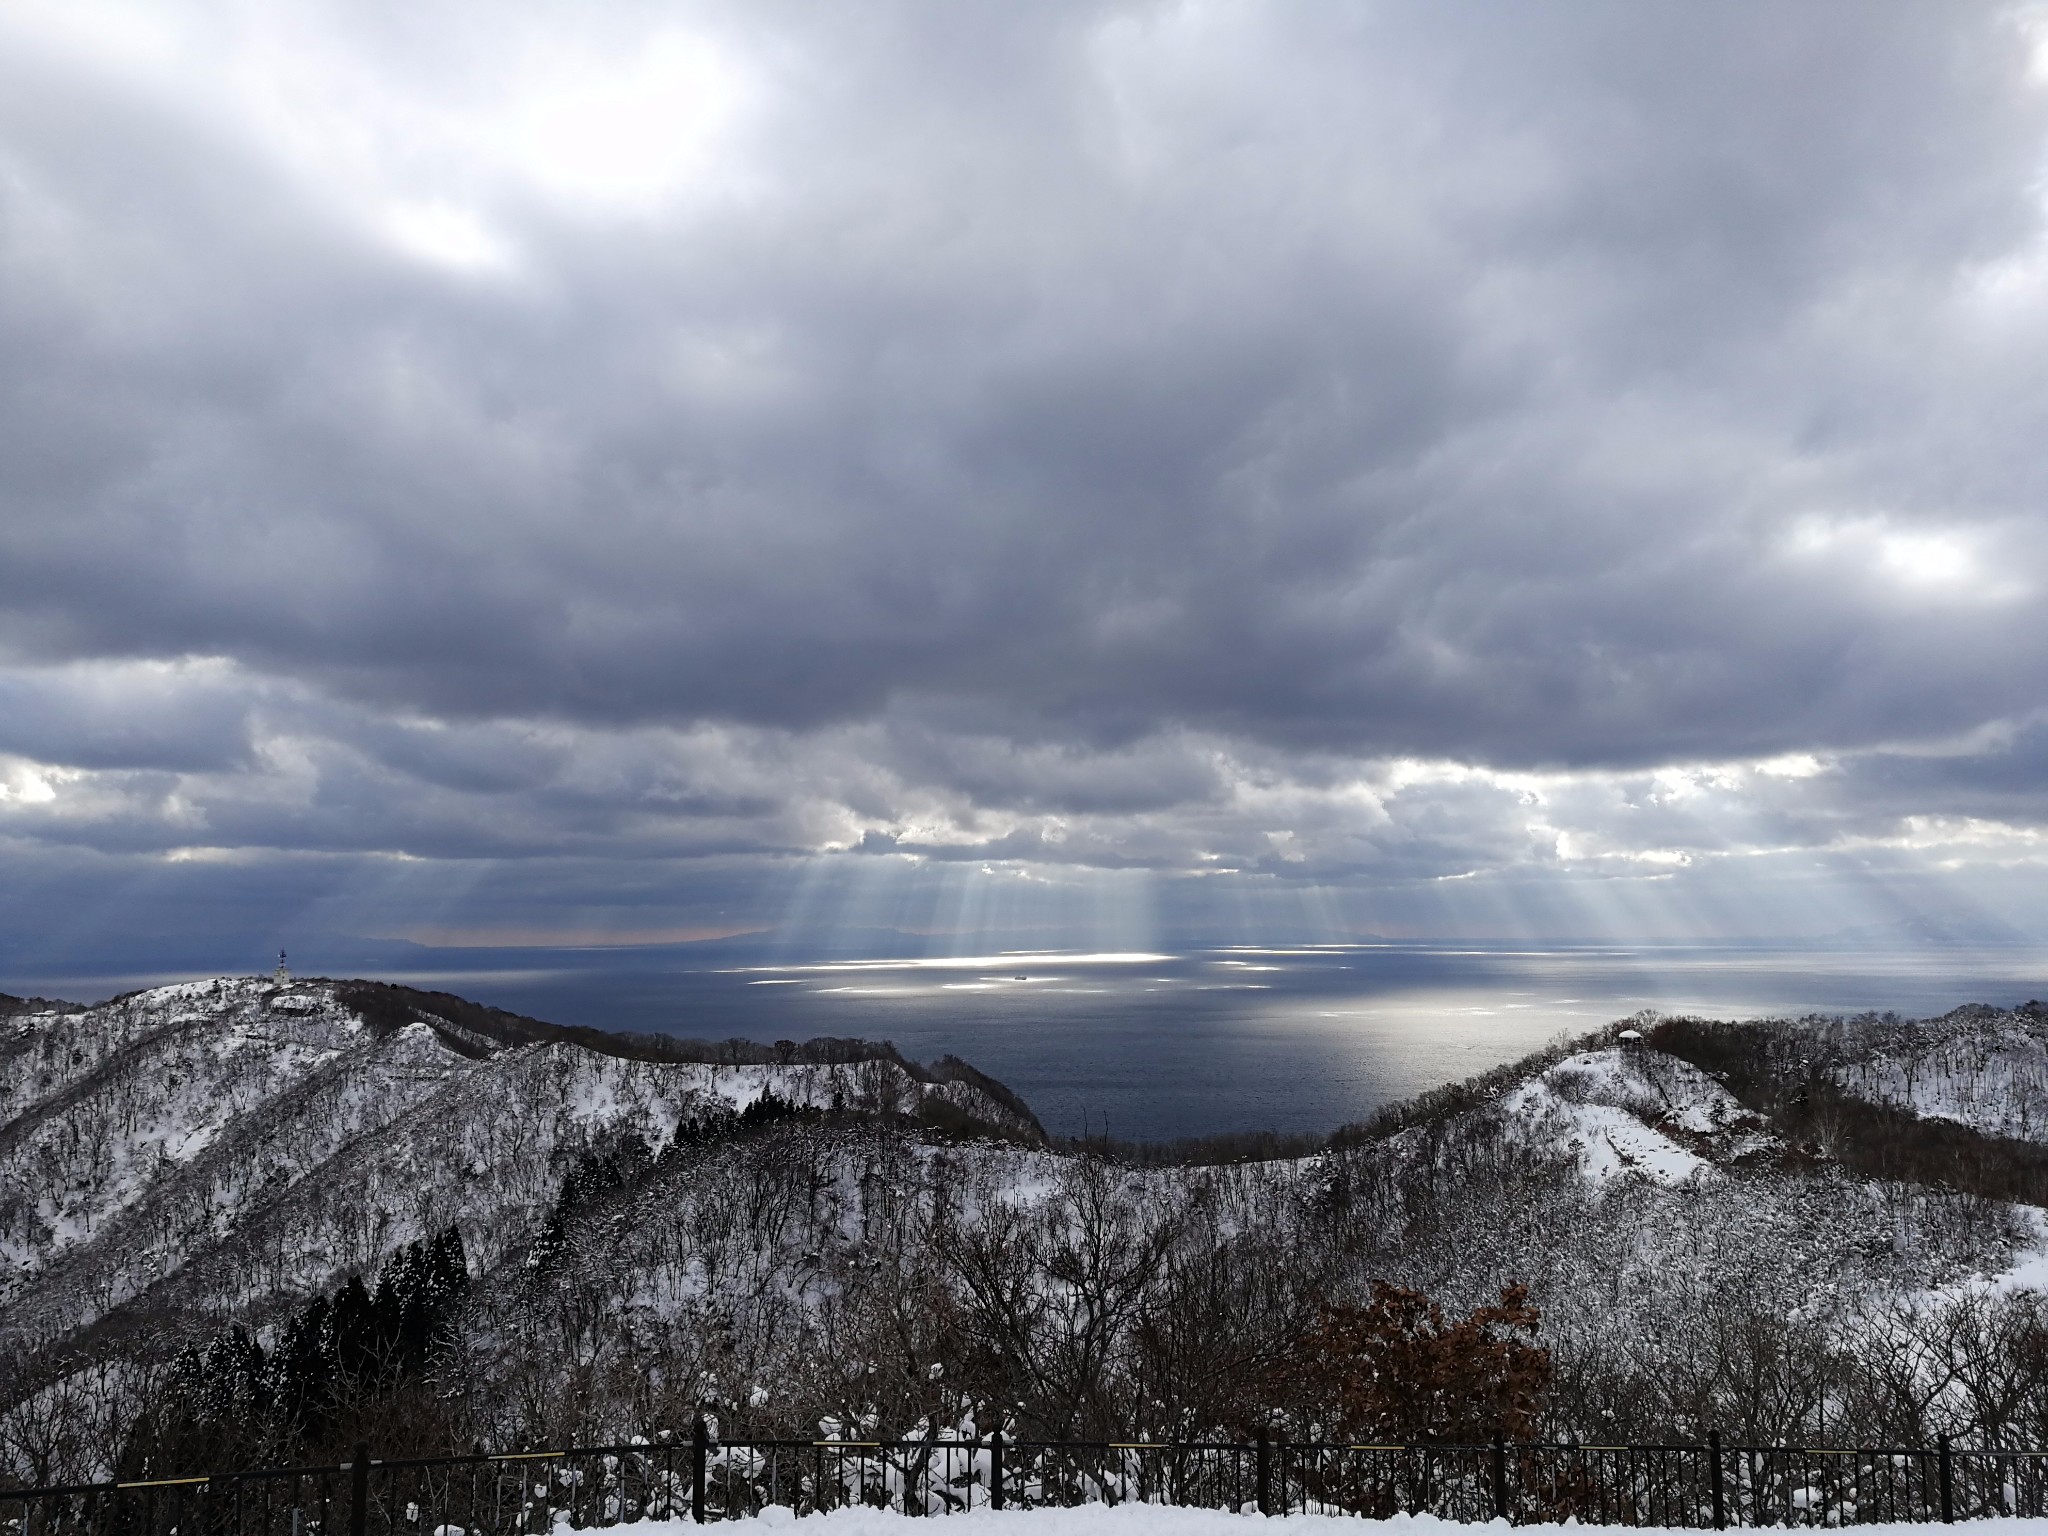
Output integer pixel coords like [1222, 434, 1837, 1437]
[1836, 1037, 2048, 1143]
[0, 976, 1046, 1346]
[1495, 1047, 1775, 1186]
[1904, 1206, 2048, 1303]
[618, 1509, 2048, 1536]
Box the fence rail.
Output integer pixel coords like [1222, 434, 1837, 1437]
[6, 1429, 2043, 1534]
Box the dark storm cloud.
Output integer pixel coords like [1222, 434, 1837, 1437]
[2, 0, 2047, 943]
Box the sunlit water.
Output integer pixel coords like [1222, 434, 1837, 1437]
[24, 943, 2043, 1142]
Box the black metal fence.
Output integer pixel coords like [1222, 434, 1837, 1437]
[7, 1428, 2045, 1534]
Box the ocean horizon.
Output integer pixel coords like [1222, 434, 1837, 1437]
[13, 937, 2046, 1143]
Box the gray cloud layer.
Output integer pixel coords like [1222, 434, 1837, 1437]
[3, 0, 2047, 950]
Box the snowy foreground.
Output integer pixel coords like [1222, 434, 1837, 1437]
[624, 1511, 2048, 1536]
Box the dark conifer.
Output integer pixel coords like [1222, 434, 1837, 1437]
[332, 1273, 380, 1385]
[271, 1293, 335, 1433]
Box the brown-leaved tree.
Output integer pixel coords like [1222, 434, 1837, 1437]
[1287, 1282, 1552, 1442]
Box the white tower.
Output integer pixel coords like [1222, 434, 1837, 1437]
[274, 949, 290, 983]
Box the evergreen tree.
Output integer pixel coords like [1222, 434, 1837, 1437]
[530, 1137, 651, 1276]
[331, 1274, 379, 1385]
[271, 1293, 335, 1434]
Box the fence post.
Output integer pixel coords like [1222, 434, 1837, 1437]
[1492, 1435, 1509, 1523]
[990, 1429, 1005, 1511]
[1256, 1427, 1272, 1517]
[693, 1417, 709, 1524]
[1939, 1435, 1954, 1524]
[1703, 1433, 1720, 1531]
[350, 1444, 370, 1536]
[1708, 1431, 1725, 1531]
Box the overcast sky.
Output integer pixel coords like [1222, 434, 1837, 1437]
[4, 0, 2048, 963]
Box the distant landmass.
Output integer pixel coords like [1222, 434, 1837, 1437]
[1818, 913, 2038, 947]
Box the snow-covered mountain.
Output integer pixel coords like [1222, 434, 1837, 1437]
[7, 983, 2048, 1481]
[0, 977, 1037, 1364]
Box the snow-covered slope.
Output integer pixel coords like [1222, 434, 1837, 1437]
[0, 976, 1038, 1359]
[1494, 1046, 1777, 1185]
[9, 986, 2048, 1482]
[1826, 1005, 2048, 1142]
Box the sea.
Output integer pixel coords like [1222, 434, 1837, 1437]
[20, 940, 2041, 1143]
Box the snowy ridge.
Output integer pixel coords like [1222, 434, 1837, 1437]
[445, 1022, 2037, 1448]
[0, 977, 1037, 1358]
[1494, 1047, 1778, 1186]
[9, 986, 2048, 1475]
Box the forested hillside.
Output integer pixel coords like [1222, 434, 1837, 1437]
[0, 975, 1035, 1475]
[6, 983, 2048, 1487]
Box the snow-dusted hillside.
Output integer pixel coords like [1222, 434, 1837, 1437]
[1492, 1045, 1777, 1185]
[449, 1010, 2045, 1453]
[1825, 1005, 2048, 1142]
[8, 987, 2048, 1486]
[0, 977, 1038, 1360]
